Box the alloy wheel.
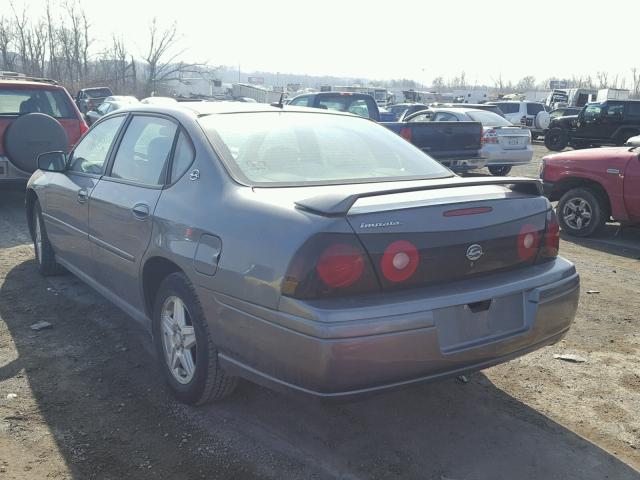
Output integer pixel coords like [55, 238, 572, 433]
[562, 197, 592, 230]
[160, 296, 197, 384]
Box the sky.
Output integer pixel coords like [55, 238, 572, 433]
[8, 0, 640, 87]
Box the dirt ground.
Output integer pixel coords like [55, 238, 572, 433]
[1, 143, 639, 479]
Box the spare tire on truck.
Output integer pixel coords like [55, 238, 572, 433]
[535, 110, 551, 131]
[4, 113, 68, 174]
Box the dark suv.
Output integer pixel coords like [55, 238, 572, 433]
[545, 100, 640, 151]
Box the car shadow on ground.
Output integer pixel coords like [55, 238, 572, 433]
[1, 258, 639, 479]
[560, 224, 640, 260]
[0, 185, 30, 249]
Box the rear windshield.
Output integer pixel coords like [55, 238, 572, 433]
[465, 110, 512, 127]
[200, 112, 451, 186]
[85, 88, 112, 98]
[316, 95, 374, 118]
[0, 88, 75, 118]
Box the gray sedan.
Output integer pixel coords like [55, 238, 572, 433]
[26, 103, 579, 404]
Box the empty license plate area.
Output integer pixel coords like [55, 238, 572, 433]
[434, 293, 526, 353]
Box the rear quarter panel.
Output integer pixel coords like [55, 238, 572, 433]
[144, 115, 347, 312]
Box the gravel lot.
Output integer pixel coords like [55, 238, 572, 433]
[1, 143, 639, 479]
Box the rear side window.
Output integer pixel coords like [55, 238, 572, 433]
[526, 103, 544, 115]
[0, 88, 75, 118]
[494, 103, 520, 114]
[626, 102, 640, 117]
[111, 116, 177, 185]
[606, 103, 624, 117]
[170, 131, 195, 182]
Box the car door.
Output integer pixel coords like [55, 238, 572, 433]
[574, 104, 604, 140]
[600, 102, 624, 140]
[88, 114, 178, 312]
[43, 114, 126, 276]
[623, 154, 640, 220]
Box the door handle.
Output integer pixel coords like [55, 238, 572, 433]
[132, 203, 150, 220]
[77, 189, 88, 203]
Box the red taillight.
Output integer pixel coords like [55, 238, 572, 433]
[399, 127, 412, 142]
[79, 120, 89, 136]
[316, 243, 364, 288]
[482, 128, 498, 144]
[540, 210, 560, 258]
[517, 224, 541, 261]
[380, 240, 419, 283]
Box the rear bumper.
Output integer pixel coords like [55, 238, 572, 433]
[481, 145, 534, 166]
[201, 258, 579, 398]
[438, 157, 487, 171]
[0, 157, 30, 184]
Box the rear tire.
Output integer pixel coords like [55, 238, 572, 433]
[32, 201, 65, 276]
[544, 127, 569, 151]
[152, 272, 238, 405]
[488, 165, 512, 176]
[557, 187, 606, 237]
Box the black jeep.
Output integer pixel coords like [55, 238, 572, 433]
[544, 100, 640, 151]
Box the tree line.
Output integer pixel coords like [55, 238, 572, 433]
[1, 2, 639, 99]
[0, 1, 202, 98]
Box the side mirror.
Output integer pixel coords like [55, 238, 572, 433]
[38, 151, 67, 172]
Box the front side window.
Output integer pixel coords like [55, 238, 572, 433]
[69, 115, 126, 174]
[582, 105, 602, 122]
[110, 116, 177, 185]
[200, 112, 451, 186]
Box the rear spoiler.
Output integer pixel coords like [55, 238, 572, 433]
[295, 177, 543, 216]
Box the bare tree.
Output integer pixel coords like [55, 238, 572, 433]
[516, 75, 536, 91]
[632, 68, 640, 99]
[431, 76, 445, 92]
[596, 71, 609, 89]
[0, 16, 18, 71]
[142, 18, 201, 96]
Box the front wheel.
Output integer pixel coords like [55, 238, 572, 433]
[544, 127, 569, 151]
[557, 187, 606, 237]
[152, 272, 238, 405]
[488, 165, 512, 176]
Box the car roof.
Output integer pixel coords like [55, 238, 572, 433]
[0, 79, 63, 90]
[118, 101, 359, 118]
[430, 107, 495, 115]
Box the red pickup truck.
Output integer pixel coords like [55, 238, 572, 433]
[541, 147, 640, 236]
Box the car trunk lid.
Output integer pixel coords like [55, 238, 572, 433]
[343, 183, 549, 290]
[486, 126, 530, 150]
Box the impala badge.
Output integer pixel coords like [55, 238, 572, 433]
[466, 244, 483, 262]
